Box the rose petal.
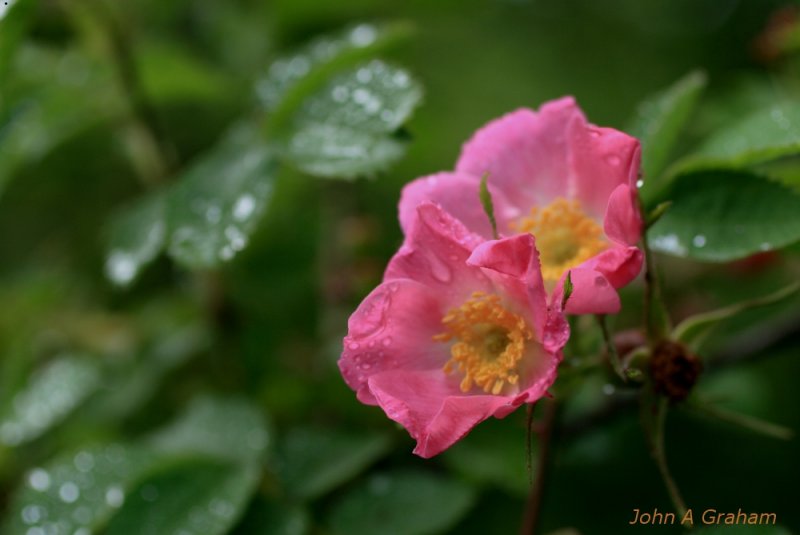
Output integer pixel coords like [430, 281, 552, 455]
[456, 99, 584, 211]
[604, 183, 643, 247]
[398, 172, 518, 239]
[466, 234, 548, 339]
[555, 267, 621, 315]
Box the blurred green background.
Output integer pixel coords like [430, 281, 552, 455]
[1, 0, 799, 533]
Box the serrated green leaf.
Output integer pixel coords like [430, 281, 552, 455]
[284, 61, 422, 179]
[672, 102, 800, 179]
[648, 170, 800, 261]
[2, 443, 160, 535]
[105, 459, 259, 535]
[627, 71, 707, 203]
[257, 22, 412, 129]
[276, 426, 391, 500]
[0, 355, 102, 447]
[166, 125, 277, 268]
[674, 281, 800, 351]
[105, 193, 166, 287]
[148, 396, 270, 465]
[327, 470, 476, 535]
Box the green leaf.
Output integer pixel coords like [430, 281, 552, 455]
[648, 170, 800, 261]
[0, 0, 36, 79]
[627, 70, 707, 202]
[675, 102, 800, 175]
[234, 498, 310, 535]
[276, 426, 391, 500]
[441, 418, 530, 496]
[105, 193, 167, 287]
[105, 459, 259, 535]
[0, 46, 122, 198]
[2, 443, 159, 535]
[284, 60, 422, 179]
[673, 281, 800, 351]
[166, 125, 278, 268]
[0, 355, 102, 447]
[148, 396, 270, 465]
[327, 470, 476, 535]
[257, 22, 413, 129]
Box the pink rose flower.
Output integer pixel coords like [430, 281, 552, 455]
[339, 202, 569, 457]
[399, 97, 643, 314]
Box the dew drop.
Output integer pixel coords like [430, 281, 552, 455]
[28, 469, 51, 492]
[205, 205, 221, 224]
[692, 234, 706, 248]
[636, 179, 644, 189]
[58, 482, 80, 503]
[21, 505, 44, 525]
[348, 341, 360, 351]
[105, 486, 125, 508]
[331, 85, 348, 103]
[232, 194, 256, 222]
[428, 255, 452, 283]
[382, 337, 392, 347]
[606, 155, 621, 166]
[602, 383, 615, 396]
[350, 24, 377, 47]
[594, 276, 608, 287]
[759, 242, 772, 251]
[73, 452, 94, 473]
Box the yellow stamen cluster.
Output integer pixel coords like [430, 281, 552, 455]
[434, 292, 532, 394]
[513, 197, 606, 283]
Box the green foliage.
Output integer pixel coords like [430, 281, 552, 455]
[105, 459, 259, 535]
[275, 426, 391, 500]
[283, 61, 422, 179]
[3, 1, 800, 533]
[648, 170, 800, 261]
[0, 356, 101, 447]
[147, 395, 270, 465]
[326, 470, 477, 535]
[166, 125, 278, 269]
[628, 70, 707, 205]
[257, 22, 413, 128]
[688, 102, 800, 170]
[2, 443, 160, 534]
[105, 193, 166, 286]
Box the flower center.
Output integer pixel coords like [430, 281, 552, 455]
[512, 197, 606, 284]
[434, 292, 532, 394]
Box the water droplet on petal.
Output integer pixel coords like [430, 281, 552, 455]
[382, 337, 392, 347]
[594, 276, 608, 287]
[606, 155, 621, 166]
[348, 341, 360, 351]
[428, 255, 452, 283]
